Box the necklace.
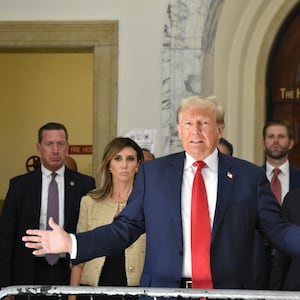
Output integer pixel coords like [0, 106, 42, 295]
[109, 197, 127, 216]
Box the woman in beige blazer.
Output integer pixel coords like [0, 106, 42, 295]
[69, 137, 146, 300]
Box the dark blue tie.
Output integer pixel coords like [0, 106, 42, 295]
[46, 172, 59, 265]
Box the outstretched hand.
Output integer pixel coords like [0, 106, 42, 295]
[22, 217, 72, 255]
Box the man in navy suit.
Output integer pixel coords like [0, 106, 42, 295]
[23, 97, 300, 292]
[262, 122, 300, 290]
[0, 122, 95, 300]
[255, 120, 300, 289]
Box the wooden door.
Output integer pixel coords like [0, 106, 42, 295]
[267, 3, 300, 167]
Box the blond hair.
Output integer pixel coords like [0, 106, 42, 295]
[176, 95, 225, 125]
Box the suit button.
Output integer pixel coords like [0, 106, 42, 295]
[128, 266, 134, 272]
[179, 251, 183, 256]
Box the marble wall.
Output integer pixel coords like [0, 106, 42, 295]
[162, 0, 224, 155]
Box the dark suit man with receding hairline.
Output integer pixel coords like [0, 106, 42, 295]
[0, 122, 95, 300]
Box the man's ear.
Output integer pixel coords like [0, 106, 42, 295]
[177, 124, 181, 140]
[261, 139, 266, 150]
[288, 138, 295, 150]
[36, 142, 41, 153]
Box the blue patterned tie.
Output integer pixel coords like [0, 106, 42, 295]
[45, 172, 59, 265]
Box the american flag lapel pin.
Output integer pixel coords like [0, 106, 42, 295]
[227, 171, 233, 179]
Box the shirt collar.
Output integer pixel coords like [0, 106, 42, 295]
[41, 164, 65, 177]
[184, 148, 218, 171]
[266, 160, 289, 176]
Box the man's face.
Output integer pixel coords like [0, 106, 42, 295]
[177, 104, 224, 161]
[262, 125, 294, 160]
[36, 129, 68, 172]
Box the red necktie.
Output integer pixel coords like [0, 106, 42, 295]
[46, 172, 60, 265]
[191, 161, 213, 289]
[270, 168, 281, 204]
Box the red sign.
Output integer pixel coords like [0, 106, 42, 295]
[68, 145, 93, 155]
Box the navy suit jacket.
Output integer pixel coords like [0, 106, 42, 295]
[269, 187, 300, 290]
[0, 167, 95, 287]
[255, 163, 300, 288]
[288, 165, 300, 190]
[75, 152, 300, 289]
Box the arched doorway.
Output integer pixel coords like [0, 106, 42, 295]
[267, 3, 300, 167]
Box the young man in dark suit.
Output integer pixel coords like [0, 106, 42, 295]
[255, 120, 300, 289]
[0, 122, 96, 300]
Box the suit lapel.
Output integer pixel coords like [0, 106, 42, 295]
[211, 153, 235, 243]
[30, 169, 43, 226]
[166, 152, 185, 236]
[289, 165, 300, 190]
[64, 168, 75, 229]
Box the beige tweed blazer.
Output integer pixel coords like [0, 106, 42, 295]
[76, 195, 146, 287]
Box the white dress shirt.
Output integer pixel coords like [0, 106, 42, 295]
[181, 149, 218, 277]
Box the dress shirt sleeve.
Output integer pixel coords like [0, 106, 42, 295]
[70, 233, 77, 259]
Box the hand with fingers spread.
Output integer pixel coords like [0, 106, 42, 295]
[22, 217, 72, 255]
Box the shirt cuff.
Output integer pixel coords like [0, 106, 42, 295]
[69, 233, 77, 259]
